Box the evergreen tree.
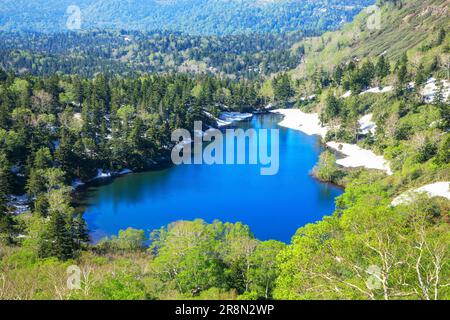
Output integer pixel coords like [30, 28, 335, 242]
[415, 63, 427, 86]
[397, 54, 409, 85]
[0, 154, 15, 243]
[73, 213, 89, 250]
[333, 65, 344, 85]
[376, 55, 390, 79]
[273, 73, 293, 103]
[320, 92, 341, 124]
[45, 211, 75, 260]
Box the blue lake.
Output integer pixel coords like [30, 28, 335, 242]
[82, 113, 343, 243]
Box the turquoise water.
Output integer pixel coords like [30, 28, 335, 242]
[82, 113, 343, 243]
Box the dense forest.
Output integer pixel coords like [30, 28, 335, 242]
[0, 30, 307, 79]
[0, 0, 449, 300]
[0, 0, 374, 35]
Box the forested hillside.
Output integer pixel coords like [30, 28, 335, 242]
[0, 30, 307, 79]
[0, 0, 373, 35]
[293, 0, 449, 76]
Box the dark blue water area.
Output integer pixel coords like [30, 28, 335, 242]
[82, 113, 343, 243]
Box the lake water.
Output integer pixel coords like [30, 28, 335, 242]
[82, 113, 343, 243]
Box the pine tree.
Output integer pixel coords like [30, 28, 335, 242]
[333, 65, 344, 85]
[46, 211, 75, 260]
[320, 92, 341, 125]
[73, 213, 89, 250]
[0, 154, 15, 243]
[273, 73, 293, 103]
[376, 55, 390, 79]
[415, 63, 427, 86]
[0, 193, 14, 244]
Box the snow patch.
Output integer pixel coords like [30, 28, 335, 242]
[326, 141, 392, 175]
[360, 86, 393, 95]
[359, 113, 377, 135]
[204, 111, 253, 127]
[203, 111, 253, 127]
[219, 112, 253, 124]
[300, 94, 316, 102]
[421, 78, 450, 103]
[270, 109, 328, 138]
[341, 90, 352, 98]
[392, 182, 450, 206]
[93, 169, 112, 180]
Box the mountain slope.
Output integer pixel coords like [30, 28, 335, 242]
[293, 0, 450, 77]
[0, 0, 374, 35]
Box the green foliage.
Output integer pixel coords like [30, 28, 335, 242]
[275, 177, 450, 300]
[273, 73, 294, 103]
[90, 273, 148, 300]
[115, 228, 146, 251]
[0, 31, 306, 79]
[320, 92, 342, 124]
[294, 0, 450, 77]
[143, 220, 283, 299]
[313, 150, 341, 183]
[0, 154, 15, 244]
[435, 135, 450, 165]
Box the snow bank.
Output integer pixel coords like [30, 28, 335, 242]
[93, 169, 112, 180]
[340, 86, 393, 98]
[360, 86, 393, 95]
[341, 79, 449, 102]
[300, 94, 316, 102]
[392, 182, 450, 206]
[203, 111, 253, 127]
[219, 112, 253, 126]
[272, 109, 392, 175]
[215, 118, 233, 127]
[326, 142, 392, 175]
[421, 78, 450, 103]
[341, 91, 352, 98]
[359, 113, 377, 135]
[270, 109, 328, 138]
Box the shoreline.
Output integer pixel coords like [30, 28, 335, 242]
[72, 110, 259, 201]
[74, 111, 258, 192]
[271, 108, 393, 175]
[271, 108, 327, 138]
